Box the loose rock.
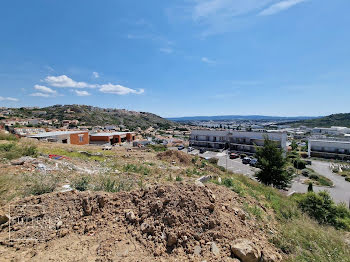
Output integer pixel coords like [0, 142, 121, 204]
[231, 239, 261, 262]
[211, 242, 220, 256]
[167, 232, 177, 246]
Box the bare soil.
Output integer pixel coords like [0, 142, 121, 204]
[0, 183, 282, 261]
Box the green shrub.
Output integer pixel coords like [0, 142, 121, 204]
[297, 191, 350, 230]
[208, 158, 218, 165]
[22, 145, 38, 157]
[147, 144, 167, 152]
[71, 176, 90, 191]
[185, 168, 203, 177]
[26, 173, 58, 196]
[0, 143, 38, 160]
[123, 163, 150, 175]
[218, 166, 226, 172]
[222, 178, 234, 187]
[301, 169, 310, 177]
[191, 156, 199, 164]
[220, 177, 244, 196]
[243, 203, 263, 220]
[286, 166, 295, 176]
[200, 159, 208, 168]
[309, 174, 319, 180]
[94, 175, 133, 192]
[0, 132, 18, 141]
[317, 176, 333, 187]
[175, 175, 183, 181]
[293, 159, 307, 169]
[287, 151, 299, 161]
[345, 177, 350, 182]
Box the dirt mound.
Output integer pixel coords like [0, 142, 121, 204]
[0, 184, 282, 261]
[157, 150, 192, 165]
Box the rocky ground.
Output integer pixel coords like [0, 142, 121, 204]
[1, 140, 349, 262]
[0, 183, 282, 262]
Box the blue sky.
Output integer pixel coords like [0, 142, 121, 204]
[0, 0, 350, 117]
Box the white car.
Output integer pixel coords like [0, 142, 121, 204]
[102, 145, 112, 150]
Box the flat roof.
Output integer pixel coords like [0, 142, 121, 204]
[310, 139, 350, 144]
[90, 132, 133, 137]
[28, 130, 87, 138]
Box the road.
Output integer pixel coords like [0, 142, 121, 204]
[289, 160, 350, 204]
[187, 149, 257, 176]
[179, 148, 350, 204]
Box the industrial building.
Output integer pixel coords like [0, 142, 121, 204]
[14, 127, 46, 137]
[89, 132, 135, 145]
[28, 131, 89, 145]
[189, 130, 287, 154]
[308, 138, 350, 160]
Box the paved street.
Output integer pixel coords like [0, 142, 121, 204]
[289, 160, 350, 204]
[187, 149, 257, 176]
[180, 148, 350, 204]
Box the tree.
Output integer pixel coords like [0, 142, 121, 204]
[307, 182, 313, 192]
[291, 140, 298, 151]
[255, 136, 292, 189]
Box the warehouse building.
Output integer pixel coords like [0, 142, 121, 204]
[308, 138, 350, 160]
[89, 132, 135, 145]
[28, 131, 89, 145]
[190, 130, 287, 155]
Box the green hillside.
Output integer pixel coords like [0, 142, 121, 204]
[10, 105, 175, 130]
[291, 113, 350, 127]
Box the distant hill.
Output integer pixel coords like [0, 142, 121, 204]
[289, 113, 350, 128]
[168, 115, 319, 122]
[10, 105, 175, 130]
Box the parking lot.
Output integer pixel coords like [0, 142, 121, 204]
[183, 149, 257, 176]
[178, 147, 350, 204]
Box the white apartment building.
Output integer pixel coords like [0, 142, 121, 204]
[190, 130, 287, 155]
[312, 126, 350, 136]
[308, 139, 350, 160]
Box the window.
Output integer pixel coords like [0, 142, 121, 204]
[79, 135, 84, 142]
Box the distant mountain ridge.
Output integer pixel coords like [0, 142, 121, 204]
[288, 113, 350, 128]
[168, 115, 320, 122]
[9, 104, 175, 130]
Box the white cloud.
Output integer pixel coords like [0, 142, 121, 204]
[44, 75, 96, 88]
[259, 0, 307, 16]
[192, 0, 274, 21]
[29, 92, 51, 97]
[201, 57, 216, 64]
[43, 75, 143, 95]
[34, 84, 57, 94]
[170, 0, 305, 36]
[92, 72, 99, 78]
[160, 48, 173, 54]
[99, 84, 144, 95]
[45, 65, 55, 72]
[0, 96, 19, 102]
[181, 0, 274, 36]
[74, 90, 91, 96]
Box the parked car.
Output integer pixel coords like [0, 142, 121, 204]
[242, 157, 252, 164]
[229, 153, 239, 159]
[240, 154, 247, 159]
[102, 145, 112, 150]
[177, 145, 184, 150]
[249, 159, 258, 167]
[199, 148, 206, 154]
[187, 147, 194, 152]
